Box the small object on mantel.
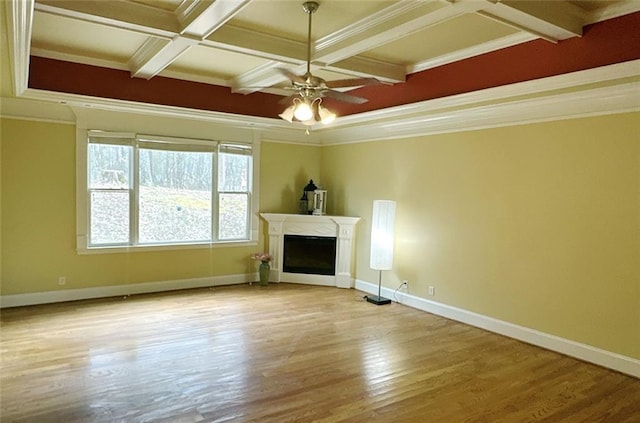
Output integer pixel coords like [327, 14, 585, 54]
[299, 190, 308, 215]
[312, 190, 327, 216]
[302, 180, 318, 214]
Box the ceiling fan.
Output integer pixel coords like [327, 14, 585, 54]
[276, 1, 382, 126]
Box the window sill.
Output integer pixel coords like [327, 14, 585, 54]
[77, 240, 258, 255]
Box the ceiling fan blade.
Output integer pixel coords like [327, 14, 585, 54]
[276, 68, 306, 84]
[326, 77, 381, 89]
[323, 89, 369, 104]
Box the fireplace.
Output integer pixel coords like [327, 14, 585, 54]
[283, 235, 337, 276]
[260, 213, 360, 288]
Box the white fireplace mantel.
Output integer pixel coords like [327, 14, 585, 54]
[260, 213, 360, 288]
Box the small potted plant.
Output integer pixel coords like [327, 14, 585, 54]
[251, 252, 272, 286]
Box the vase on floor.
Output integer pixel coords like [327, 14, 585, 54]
[259, 261, 270, 286]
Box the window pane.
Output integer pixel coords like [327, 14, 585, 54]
[218, 193, 248, 240]
[90, 190, 129, 245]
[138, 149, 212, 243]
[219, 153, 249, 192]
[89, 144, 131, 189]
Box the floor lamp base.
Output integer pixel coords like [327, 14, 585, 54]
[365, 295, 391, 305]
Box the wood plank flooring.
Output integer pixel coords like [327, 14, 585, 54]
[1, 283, 639, 423]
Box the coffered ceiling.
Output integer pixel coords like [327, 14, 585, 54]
[2, 0, 640, 127]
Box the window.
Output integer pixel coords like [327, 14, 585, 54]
[218, 144, 252, 240]
[85, 131, 254, 250]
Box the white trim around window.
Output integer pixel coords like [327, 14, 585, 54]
[75, 109, 260, 254]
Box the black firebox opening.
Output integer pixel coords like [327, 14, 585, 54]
[283, 235, 337, 276]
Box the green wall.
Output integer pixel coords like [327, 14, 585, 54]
[321, 112, 640, 359]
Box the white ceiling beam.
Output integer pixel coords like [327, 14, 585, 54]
[584, 0, 640, 24]
[206, 25, 308, 65]
[177, 0, 252, 39]
[33, 0, 417, 90]
[33, 0, 401, 91]
[4, 0, 34, 96]
[321, 56, 406, 83]
[313, 0, 482, 65]
[408, 32, 537, 74]
[207, 26, 306, 94]
[36, 0, 254, 80]
[224, 0, 459, 94]
[208, 24, 405, 83]
[128, 36, 199, 79]
[230, 56, 406, 94]
[314, 0, 431, 53]
[475, 0, 585, 43]
[128, 0, 252, 79]
[29, 0, 597, 99]
[215, 25, 405, 94]
[35, 0, 179, 38]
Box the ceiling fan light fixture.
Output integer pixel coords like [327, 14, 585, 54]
[279, 104, 296, 123]
[318, 105, 336, 125]
[274, 1, 376, 129]
[293, 98, 314, 121]
[281, 96, 337, 126]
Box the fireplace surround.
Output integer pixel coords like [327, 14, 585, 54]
[260, 213, 360, 288]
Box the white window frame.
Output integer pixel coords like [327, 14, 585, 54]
[77, 129, 259, 254]
[216, 142, 254, 242]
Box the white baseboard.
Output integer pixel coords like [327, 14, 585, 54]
[355, 279, 640, 379]
[0, 273, 258, 308]
[4, 276, 637, 378]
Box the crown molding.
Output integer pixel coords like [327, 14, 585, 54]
[319, 82, 638, 145]
[0, 89, 322, 145]
[316, 59, 640, 144]
[2, 60, 638, 147]
[3, 0, 34, 96]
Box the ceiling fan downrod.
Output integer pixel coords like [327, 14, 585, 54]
[302, 1, 319, 77]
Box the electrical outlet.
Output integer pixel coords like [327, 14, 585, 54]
[58, 276, 67, 286]
[428, 286, 435, 296]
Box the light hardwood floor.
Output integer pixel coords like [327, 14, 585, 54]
[1, 283, 639, 422]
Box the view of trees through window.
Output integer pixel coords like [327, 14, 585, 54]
[139, 149, 212, 243]
[89, 143, 131, 245]
[88, 139, 251, 247]
[218, 152, 250, 240]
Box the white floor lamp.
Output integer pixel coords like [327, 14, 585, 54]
[367, 200, 396, 306]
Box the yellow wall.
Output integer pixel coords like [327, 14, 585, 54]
[0, 118, 321, 294]
[2, 113, 638, 359]
[321, 112, 640, 359]
[0, 119, 2, 282]
[259, 140, 322, 214]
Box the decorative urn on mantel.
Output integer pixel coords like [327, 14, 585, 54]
[260, 213, 360, 288]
